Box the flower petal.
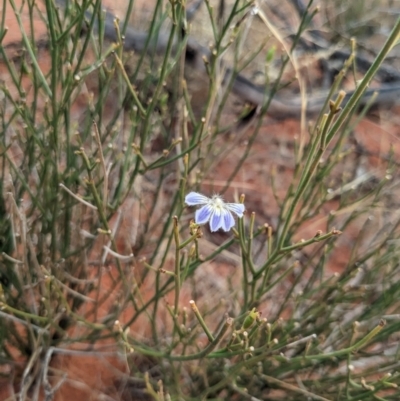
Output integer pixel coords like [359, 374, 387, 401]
[221, 209, 235, 231]
[225, 203, 245, 218]
[209, 209, 224, 232]
[195, 204, 213, 224]
[185, 192, 210, 206]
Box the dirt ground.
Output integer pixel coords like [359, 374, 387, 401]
[2, 0, 400, 399]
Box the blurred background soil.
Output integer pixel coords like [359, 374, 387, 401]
[2, 0, 400, 399]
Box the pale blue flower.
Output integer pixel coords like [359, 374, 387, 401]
[185, 192, 245, 232]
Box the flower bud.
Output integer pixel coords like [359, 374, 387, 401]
[242, 308, 260, 330]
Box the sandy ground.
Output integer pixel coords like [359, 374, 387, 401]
[1, 0, 400, 399]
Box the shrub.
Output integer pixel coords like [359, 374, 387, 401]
[1, 0, 400, 399]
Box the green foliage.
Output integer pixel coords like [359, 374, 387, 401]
[1, 0, 400, 400]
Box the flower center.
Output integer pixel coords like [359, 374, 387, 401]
[212, 196, 224, 210]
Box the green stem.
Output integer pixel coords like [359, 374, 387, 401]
[190, 300, 214, 342]
[173, 216, 181, 315]
[327, 17, 400, 143]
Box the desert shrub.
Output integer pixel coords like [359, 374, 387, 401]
[1, 0, 400, 400]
